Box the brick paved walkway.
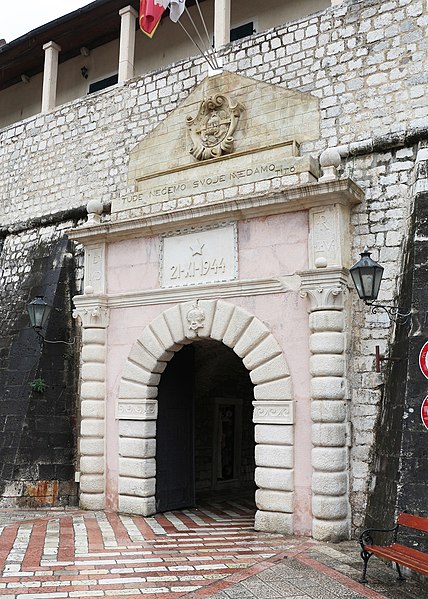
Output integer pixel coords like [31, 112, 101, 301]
[0, 501, 426, 598]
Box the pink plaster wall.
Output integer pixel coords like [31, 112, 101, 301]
[105, 211, 312, 535]
[238, 212, 308, 278]
[107, 235, 159, 293]
[106, 212, 308, 294]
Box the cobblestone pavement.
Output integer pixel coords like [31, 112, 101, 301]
[0, 501, 426, 598]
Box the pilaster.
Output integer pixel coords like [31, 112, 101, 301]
[300, 268, 351, 541]
[73, 237, 108, 510]
[73, 298, 108, 510]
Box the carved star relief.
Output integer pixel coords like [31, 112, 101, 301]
[190, 239, 205, 256]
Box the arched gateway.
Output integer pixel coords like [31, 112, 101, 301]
[116, 299, 294, 534]
[70, 70, 364, 541]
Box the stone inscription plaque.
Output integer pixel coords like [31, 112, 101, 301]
[309, 206, 342, 268]
[85, 245, 105, 294]
[161, 225, 237, 287]
[112, 143, 312, 215]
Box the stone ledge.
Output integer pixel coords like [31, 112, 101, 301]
[68, 179, 363, 244]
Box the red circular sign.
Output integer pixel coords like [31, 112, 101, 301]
[422, 397, 428, 431]
[419, 342, 428, 379]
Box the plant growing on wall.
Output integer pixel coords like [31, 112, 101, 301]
[31, 377, 48, 394]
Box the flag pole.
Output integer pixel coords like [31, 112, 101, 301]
[184, 6, 219, 69]
[193, 0, 219, 69]
[177, 20, 217, 70]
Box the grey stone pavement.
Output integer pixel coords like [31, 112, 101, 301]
[207, 540, 428, 599]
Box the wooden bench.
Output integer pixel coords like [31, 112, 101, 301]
[359, 512, 428, 583]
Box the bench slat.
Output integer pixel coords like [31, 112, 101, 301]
[397, 512, 428, 533]
[390, 543, 428, 565]
[368, 545, 428, 575]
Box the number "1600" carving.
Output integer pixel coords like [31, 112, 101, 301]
[170, 257, 226, 280]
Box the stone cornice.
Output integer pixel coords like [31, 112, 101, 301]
[73, 275, 301, 311]
[67, 179, 363, 244]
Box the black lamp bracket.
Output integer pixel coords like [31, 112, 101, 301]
[33, 327, 75, 349]
[366, 303, 412, 325]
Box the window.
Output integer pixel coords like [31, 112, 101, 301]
[88, 74, 118, 94]
[230, 22, 255, 42]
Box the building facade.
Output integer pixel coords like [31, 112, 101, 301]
[0, 0, 427, 542]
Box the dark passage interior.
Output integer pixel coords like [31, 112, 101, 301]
[156, 340, 255, 512]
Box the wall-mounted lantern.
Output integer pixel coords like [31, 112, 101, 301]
[27, 296, 74, 346]
[350, 247, 411, 324]
[27, 296, 52, 331]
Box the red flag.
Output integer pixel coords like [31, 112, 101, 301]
[140, 0, 165, 38]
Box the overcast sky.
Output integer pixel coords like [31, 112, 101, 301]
[1, 1, 94, 43]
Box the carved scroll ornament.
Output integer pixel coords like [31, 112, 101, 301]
[187, 94, 244, 161]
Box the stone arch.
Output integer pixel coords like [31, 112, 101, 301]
[116, 299, 294, 534]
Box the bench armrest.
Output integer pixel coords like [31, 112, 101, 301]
[359, 524, 399, 550]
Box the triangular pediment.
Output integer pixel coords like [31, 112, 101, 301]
[127, 71, 320, 184]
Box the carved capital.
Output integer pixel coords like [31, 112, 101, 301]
[252, 401, 294, 425]
[116, 400, 158, 420]
[73, 296, 109, 328]
[298, 268, 349, 312]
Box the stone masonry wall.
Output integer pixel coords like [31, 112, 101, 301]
[0, 224, 82, 506]
[0, 0, 427, 528]
[1, 0, 426, 226]
[364, 143, 428, 550]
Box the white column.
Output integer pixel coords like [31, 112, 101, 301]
[41, 41, 61, 113]
[214, 0, 231, 49]
[118, 5, 138, 83]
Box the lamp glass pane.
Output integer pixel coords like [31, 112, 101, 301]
[27, 298, 51, 329]
[350, 268, 364, 298]
[361, 271, 375, 299]
[373, 267, 383, 300]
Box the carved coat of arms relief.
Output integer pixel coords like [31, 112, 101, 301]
[186, 94, 245, 161]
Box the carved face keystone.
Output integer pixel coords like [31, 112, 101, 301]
[186, 305, 205, 331]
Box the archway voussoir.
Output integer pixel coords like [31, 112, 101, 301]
[222, 307, 253, 349]
[163, 304, 187, 344]
[255, 510, 293, 535]
[254, 377, 293, 400]
[118, 381, 158, 400]
[234, 319, 270, 358]
[122, 361, 161, 386]
[140, 327, 174, 362]
[119, 495, 156, 517]
[128, 342, 168, 374]
[195, 299, 217, 338]
[243, 334, 282, 370]
[250, 354, 290, 385]
[210, 300, 235, 341]
[150, 313, 182, 352]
